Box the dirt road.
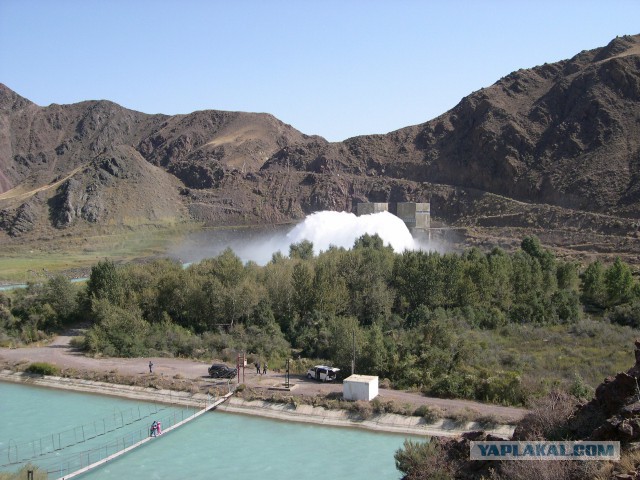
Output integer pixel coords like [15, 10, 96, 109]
[0, 333, 528, 423]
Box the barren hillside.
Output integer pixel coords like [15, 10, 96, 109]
[1, 34, 639, 263]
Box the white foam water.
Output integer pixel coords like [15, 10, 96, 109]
[171, 210, 430, 266]
[285, 210, 417, 254]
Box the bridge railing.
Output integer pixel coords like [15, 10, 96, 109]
[49, 405, 196, 478]
[0, 403, 170, 468]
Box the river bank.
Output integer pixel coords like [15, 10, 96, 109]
[0, 370, 515, 438]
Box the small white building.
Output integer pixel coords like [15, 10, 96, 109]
[343, 374, 379, 401]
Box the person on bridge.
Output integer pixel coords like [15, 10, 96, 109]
[150, 420, 158, 437]
[157, 421, 162, 435]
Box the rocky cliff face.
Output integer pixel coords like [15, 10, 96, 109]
[1, 35, 639, 260]
[566, 339, 640, 444]
[264, 35, 640, 219]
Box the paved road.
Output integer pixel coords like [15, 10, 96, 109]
[0, 333, 528, 423]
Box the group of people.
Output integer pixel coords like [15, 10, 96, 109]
[255, 361, 268, 375]
[150, 420, 162, 437]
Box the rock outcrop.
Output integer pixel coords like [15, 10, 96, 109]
[1, 34, 640, 260]
[568, 340, 640, 444]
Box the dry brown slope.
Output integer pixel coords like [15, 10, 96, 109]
[263, 34, 640, 218]
[0, 83, 316, 239]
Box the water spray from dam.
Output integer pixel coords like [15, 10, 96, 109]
[170, 210, 432, 266]
[285, 211, 418, 255]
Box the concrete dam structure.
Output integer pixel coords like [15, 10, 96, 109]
[357, 202, 430, 234]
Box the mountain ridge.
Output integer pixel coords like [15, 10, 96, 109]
[1, 34, 639, 262]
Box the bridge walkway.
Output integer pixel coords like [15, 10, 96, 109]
[55, 391, 233, 480]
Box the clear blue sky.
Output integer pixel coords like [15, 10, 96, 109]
[1, 1, 638, 141]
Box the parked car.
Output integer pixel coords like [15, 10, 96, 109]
[306, 365, 340, 382]
[208, 363, 237, 379]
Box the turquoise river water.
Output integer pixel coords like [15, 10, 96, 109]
[1, 382, 424, 479]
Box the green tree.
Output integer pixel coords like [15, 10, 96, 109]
[199, 248, 245, 288]
[556, 261, 580, 291]
[461, 248, 491, 307]
[327, 316, 363, 374]
[312, 252, 349, 317]
[521, 236, 557, 296]
[487, 248, 513, 310]
[353, 233, 385, 250]
[85, 298, 149, 357]
[289, 240, 314, 260]
[511, 251, 543, 305]
[340, 244, 394, 325]
[521, 236, 544, 259]
[360, 323, 388, 377]
[86, 259, 126, 308]
[605, 257, 634, 307]
[580, 260, 607, 308]
[41, 275, 79, 327]
[292, 263, 314, 320]
[261, 260, 295, 335]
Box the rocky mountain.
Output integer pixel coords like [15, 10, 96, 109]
[1, 34, 639, 262]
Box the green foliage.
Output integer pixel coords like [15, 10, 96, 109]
[289, 240, 314, 260]
[86, 259, 126, 307]
[359, 323, 388, 376]
[41, 275, 80, 326]
[394, 440, 452, 480]
[605, 257, 634, 306]
[7, 235, 637, 408]
[607, 300, 640, 329]
[25, 362, 60, 376]
[413, 404, 443, 423]
[292, 262, 314, 319]
[326, 316, 363, 374]
[85, 299, 149, 357]
[568, 372, 593, 401]
[580, 260, 607, 308]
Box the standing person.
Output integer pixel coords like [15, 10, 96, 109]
[263, 361, 268, 375]
[150, 420, 158, 437]
[255, 361, 260, 374]
[149, 361, 153, 374]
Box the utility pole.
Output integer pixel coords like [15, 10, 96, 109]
[351, 330, 355, 375]
[285, 358, 290, 388]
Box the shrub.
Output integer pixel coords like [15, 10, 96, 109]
[69, 336, 86, 350]
[476, 413, 500, 428]
[513, 390, 577, 441]
[607, 301, 640, 329]
[350, 400, 373, 420]
[25, 362, 60, 376]
[497, 458, 600, 480]
[413, 404, 444, 423]
[448, 407, 478, 426]
[568, 372, 593, 401]
[394, 440, 452, 480]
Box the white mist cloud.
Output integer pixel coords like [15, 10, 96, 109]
[285, 211, 417, 254]
[171, 210, 432, 266]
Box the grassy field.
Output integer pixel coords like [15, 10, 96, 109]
[0, 225, 199, 283]
[470, 320, 636, 396]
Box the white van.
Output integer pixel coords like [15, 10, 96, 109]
[306, 365, 340, 382]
